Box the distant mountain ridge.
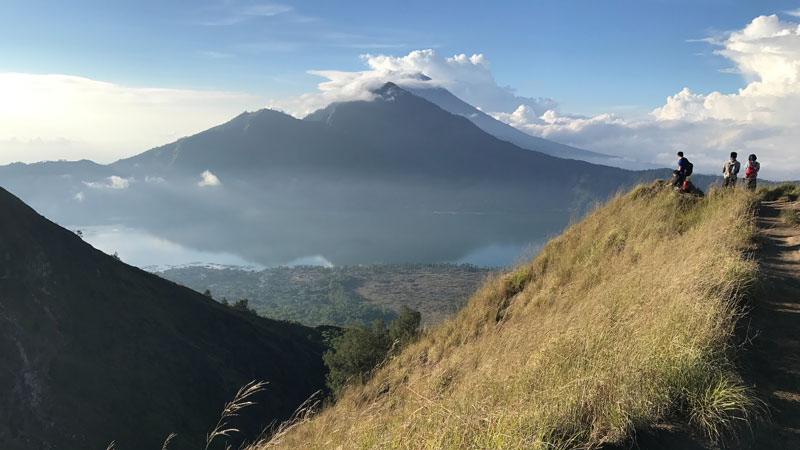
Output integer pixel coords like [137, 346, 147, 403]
[405, 86, 628, 164]
[0, 186, 327, 450]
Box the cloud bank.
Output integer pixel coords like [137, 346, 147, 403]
[0, 73, 265, 164]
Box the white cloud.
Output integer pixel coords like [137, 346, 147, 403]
[74, 192, 85, 202]
[784, 9, 800, 19]
[192, 2, 294, 26]
[0, 73, 265, 165]
[83, 175, 132, 190]
[489, 14, 800, 180]
[145, 176, 166, 184]
[198, 170, 221, 187]
[269, 49, 556, 117]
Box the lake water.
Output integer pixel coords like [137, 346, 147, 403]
[72, 223, 554, 270]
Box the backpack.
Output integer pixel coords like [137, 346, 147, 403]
[746, 161, 760, 178]
[684, 159, 694, 176]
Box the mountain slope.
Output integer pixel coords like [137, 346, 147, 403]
[0, 187, 327, 450]
[406, 86, 625, 163]
[255, 183, 762, 449]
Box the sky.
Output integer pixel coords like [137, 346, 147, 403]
[2, 1, 800, 178]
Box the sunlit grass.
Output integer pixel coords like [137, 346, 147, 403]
[251, 182, 763, 449]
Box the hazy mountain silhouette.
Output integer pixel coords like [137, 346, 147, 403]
[0, 83, 715, 266]
[0, 187, 327, 450]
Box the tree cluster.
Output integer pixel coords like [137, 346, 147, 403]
[322, 306, 421, 396]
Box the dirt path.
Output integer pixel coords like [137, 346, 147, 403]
[740, 200, 800, 448]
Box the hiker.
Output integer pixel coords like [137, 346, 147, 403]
[722, 152, 740, 188]
[744, 154, 760, 190]
[672, 151, 693, 187]
[671, 170, 682, 188]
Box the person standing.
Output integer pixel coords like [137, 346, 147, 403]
[722, 152, 741, 188]
[744, 154, 760, 190]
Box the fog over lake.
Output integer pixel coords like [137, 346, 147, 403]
[70, 210, 562, 270]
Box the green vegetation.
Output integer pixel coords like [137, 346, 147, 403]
[253, 182, 764, 449]
[323, 306, 422, 397]
[758, 182, 800, 202]
[156, 264, 490, 327]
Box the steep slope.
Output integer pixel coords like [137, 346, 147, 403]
[0, 187, 327, 450]
[255, 183, 763, 449]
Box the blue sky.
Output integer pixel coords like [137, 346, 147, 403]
[2, 0, 797, 113]
[3, 1, 800, 178]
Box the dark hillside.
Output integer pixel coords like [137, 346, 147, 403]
[0, 187, 327, 450]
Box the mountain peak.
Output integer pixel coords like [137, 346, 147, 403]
[371, 82, 406, 101]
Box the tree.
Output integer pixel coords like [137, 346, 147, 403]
[232, 298, 256, 315]
[389, 305, 421, 348]
[323, 319, 392, 396]
[322, 306, 421, 397]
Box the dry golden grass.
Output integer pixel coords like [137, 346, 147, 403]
[205, 380, 268, 450]
[252, 182, 762, 450]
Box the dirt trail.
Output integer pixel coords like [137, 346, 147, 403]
[740, 200, 800, 448]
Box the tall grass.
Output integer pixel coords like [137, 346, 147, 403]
[253, 182, 762, 449]
[205, 381, 268, 450]
[758, 182, 800, 202]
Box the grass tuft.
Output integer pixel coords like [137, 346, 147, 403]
[161, 433, 177, 450]
[758, 182, 800, 202]
[205, 381, 268, 450]
[778, 207, 800, 225]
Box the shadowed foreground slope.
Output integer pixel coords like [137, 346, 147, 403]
[254, 183, 763, 449]
[0, 187, 327, 450]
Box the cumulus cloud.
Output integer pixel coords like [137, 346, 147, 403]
[74, 192, 85, 202]
[0, 73, 265, 164]
[83, 175, 132, 190]
[489, 14, 800, 179]
[198, 170, 222, 187]
[269, 49, 556, 117]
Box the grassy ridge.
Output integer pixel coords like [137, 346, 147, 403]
[254, 182, 762, 449]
